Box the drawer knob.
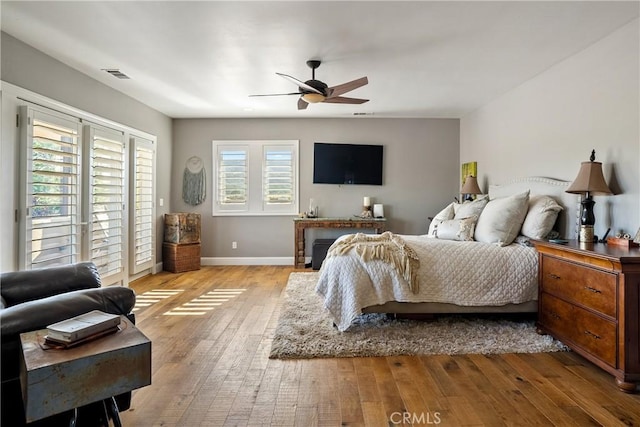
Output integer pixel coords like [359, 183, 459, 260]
[550, 311, 561, 320]
[584, 286, 602, 294]
[584, 330, 601, 340]
[549, 273, 561, 280]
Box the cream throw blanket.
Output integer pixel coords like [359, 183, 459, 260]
[326, 232, 420, 293]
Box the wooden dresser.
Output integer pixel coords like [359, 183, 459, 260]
[532, 240, 640, 393]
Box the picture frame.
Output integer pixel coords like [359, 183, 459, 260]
[634, 227, 640, 244]
[461, 161, 477, 184]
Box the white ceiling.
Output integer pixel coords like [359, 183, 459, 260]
[1, 1, 638, 119]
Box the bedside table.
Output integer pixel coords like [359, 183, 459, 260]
[532, 240, 640, 393]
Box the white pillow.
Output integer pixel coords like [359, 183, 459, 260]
[427, 202, 454, 236]
[453, 195, 489, 220]
[475, 191, 530, 246]
[521, 195, 563, 239]
[432, 217, 477, 241]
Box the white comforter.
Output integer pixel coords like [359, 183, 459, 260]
[316, 235, 538, 331]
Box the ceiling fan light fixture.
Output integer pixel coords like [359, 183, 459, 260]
[302, 93, 326, 103]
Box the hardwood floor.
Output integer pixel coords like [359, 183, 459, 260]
[120, 266, 640, 426]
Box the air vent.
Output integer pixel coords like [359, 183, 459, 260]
[101, 69, 131, 79]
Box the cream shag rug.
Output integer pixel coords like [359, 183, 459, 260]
[269, 272, 568, 359]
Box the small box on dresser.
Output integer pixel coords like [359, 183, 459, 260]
[532, 239, 640, 393]
[163, 242, 201, 273]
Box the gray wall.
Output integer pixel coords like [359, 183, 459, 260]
[1, 33, 173, 271]
[172, 118, 460, 259]
[460, 19, 639, 239]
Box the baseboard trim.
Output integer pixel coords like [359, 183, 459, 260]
[201, 257, 295, 266]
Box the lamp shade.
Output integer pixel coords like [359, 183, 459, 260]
[461, 175, 482, 195]
[566, 156, 612, 195]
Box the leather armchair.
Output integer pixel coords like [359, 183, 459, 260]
[1, 262, 136, 426]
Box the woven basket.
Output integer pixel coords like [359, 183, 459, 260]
[163, 242, 201, 273]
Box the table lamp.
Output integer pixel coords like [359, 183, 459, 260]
[461, 175, 482, 201]
[565, 150, 612, 242]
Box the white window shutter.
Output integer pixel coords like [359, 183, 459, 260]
[130, 136, 156, 274]
[21, 107, 82, 269]
[263, 145, 296, 213]
[84, 124, 126, 285]
[214, 145, 249, 213]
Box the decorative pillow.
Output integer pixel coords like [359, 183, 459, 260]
[432, 216, 477, 241]
[427, 202, 454, 236]
[521, 195, 563, 239]
[474, 190, 530, 246]
[453, 195, 489, 220]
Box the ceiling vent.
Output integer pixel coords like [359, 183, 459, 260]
[101, 68, 130, 79]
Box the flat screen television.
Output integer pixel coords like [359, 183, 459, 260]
[313, 142, 383, 185]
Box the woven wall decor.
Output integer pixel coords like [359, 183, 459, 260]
[183, 156, 206, 205]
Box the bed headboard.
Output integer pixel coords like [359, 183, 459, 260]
[489, 176, 577, 239]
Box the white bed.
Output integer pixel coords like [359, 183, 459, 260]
[316, 177, 576, 331]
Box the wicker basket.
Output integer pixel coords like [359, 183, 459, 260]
[163, 242, 201, 273]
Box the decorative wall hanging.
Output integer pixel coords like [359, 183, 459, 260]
[183, 156, 206, 205]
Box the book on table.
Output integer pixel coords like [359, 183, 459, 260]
[46, 310, 121, 344]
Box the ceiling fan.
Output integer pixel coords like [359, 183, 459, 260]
[250, 60, 369, 110]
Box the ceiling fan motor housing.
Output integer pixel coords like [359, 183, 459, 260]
[302, 79, 328, 95]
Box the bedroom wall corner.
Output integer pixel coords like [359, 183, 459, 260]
[459, 19, 640, 239]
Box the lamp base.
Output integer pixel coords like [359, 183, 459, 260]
[579, 225, 594, 243]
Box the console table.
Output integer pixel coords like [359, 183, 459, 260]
[293, 217, 387, 269]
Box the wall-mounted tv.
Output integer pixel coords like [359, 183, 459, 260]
[313, 142, 383, 185]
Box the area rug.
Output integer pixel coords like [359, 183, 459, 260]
[269, 272, 568, 359]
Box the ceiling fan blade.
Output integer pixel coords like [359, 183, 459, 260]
[323, 96, 369, 105]
[249, 92, 301, 97]
[297, 97, 309, 110]
[327, 77, 368, 98]
[276, 73, 323, 94]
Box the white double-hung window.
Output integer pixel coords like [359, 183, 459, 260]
[212, 140, 298, 216]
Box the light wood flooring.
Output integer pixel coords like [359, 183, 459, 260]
[120, 266, 640, 426]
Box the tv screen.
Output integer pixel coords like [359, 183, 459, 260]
[313, 142, 383, 185]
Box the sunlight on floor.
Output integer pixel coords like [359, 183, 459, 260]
[133, 289, 184, 312]
[162, 288, 246, 316]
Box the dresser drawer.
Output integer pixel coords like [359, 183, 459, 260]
[539, 293, 617, 367]
[540, 255, 617, 318]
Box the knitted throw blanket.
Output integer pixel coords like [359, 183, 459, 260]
[327, 232, 420, 293]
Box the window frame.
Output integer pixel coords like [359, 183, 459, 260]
[212, 140, 299, 216]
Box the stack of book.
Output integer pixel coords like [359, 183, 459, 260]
[45, 310, 121, 347]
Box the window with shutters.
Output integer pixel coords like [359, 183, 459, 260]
[84, 124, 126, 285]
[21, 108, 82, 269]
[212, 140, 298, 216]
[19, 100, 157, 281]
[130, 136, 156, 274]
